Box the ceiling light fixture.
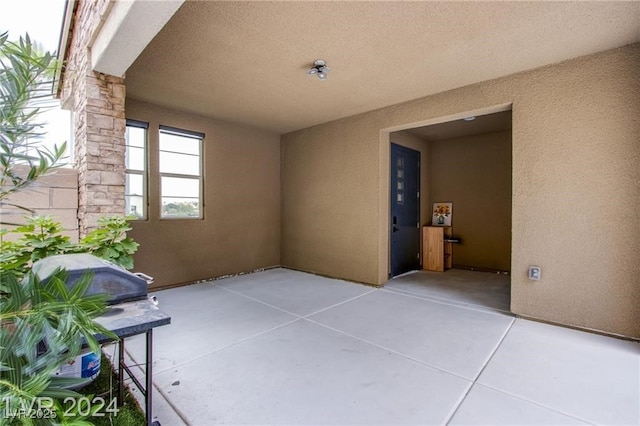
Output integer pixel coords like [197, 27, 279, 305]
[307, 59, 330, 80]
[463, 116, 476, 121]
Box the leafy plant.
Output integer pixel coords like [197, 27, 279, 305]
[0, 269, 117, 425]
[0, 33, 136, 425]
[0, 217, 72, 274]
[0, 215, 139, 277]
[0, 32, 67, 215]
[78, 217, 139, 270]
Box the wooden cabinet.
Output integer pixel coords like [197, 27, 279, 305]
[423, 226, 453, 272]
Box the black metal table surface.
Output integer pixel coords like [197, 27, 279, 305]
[94, 299, 171, 426]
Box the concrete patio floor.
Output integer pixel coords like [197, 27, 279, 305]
[122, 268, 639, 425]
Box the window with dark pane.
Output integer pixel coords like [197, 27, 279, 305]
[397, 155, 404, 204]
[125, 120, 148, 219]
[159, 126, 204, 219]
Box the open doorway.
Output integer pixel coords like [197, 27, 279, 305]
[388, 110, 512, 312]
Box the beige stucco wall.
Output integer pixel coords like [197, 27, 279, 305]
[429, 130, 512, 272]
[282, 44, 640, 338]
[125, 100, 281, 288]
[1, 167, 80, 241]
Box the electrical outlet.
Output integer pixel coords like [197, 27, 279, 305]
[528, 266, 541, 281]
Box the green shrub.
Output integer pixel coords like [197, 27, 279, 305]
[78, 217, 139, 271]
[0, 32, 138, 425]
[0, 216, 139, 277]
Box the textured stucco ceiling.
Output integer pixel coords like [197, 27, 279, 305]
[408, 110, 512, 142]
[125, 1, 640, 134]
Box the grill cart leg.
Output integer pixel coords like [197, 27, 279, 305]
[146, 330, 154, 426]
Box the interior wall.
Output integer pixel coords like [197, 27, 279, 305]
[125, 99, 281, 288]
[429, 130, 512, 272]
[281, 44, 640, 338]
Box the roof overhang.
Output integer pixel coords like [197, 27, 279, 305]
[91, 0, 184, 78]
[55, 0, 184, 100]
[53, 0, 77, 101]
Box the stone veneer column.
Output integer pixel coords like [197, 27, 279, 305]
[60, 0, 126, 236]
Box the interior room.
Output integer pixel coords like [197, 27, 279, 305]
[388, 111, 512, 312]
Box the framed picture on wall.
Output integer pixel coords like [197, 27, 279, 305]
[432, 202, 452, 226]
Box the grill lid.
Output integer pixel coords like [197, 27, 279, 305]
[32, 253, 149, 305]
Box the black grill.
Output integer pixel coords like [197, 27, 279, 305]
[32, 253, 151, 305]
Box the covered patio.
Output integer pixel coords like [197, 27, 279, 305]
[51, 2, 640, 423]
[119, 269, 638, 425]
[56, 0, 640, 343]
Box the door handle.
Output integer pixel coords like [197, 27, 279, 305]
[392, 216, 399, 232]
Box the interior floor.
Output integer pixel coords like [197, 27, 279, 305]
[119, 268, 638, 425]
[386, 268, 511, 312]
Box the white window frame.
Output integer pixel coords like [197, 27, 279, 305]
[125, 119, 148, 220]
[159, 125, 204, 219]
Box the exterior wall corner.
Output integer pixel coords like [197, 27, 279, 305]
[60, 0, 126, 236]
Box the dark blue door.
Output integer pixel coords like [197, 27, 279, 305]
[390, 143, 420, 277]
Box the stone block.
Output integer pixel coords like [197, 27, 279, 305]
[100, 171, 125, 185]
[52, 188, 79, 209]
[0, 224, 21, 241]
[87, 114, 113, 130]
[110, 96, 125, 106]
[86, 105, 106, 115]
[99, 128, 125, 138]
[35, 168, 79, 188]
[86, 97, 108, 108]
[98, 153, 125, 165]
[105, 74, 124, 84]
[83, 213, 103, 230]
[87, 143, 102, 156]
[113, 118, 126, 133]
[4, 186, 50, 209]
[92, 198, 114, 206]
[108, 185, 125, 194]
[84, 171, 102, 184]
[33, 208, 78, 231]
[81, 205, 100, 214]
[90, 134, 116, 144]
[98, 205, 123, 214]
[86, 184, 108, 193]
[61, 229, 80, 243]
[111, 84, 125, 99]
[100, 143, 125, 154]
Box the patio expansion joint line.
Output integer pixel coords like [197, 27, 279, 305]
[441, 316, 516, 424]
[118, 346, 192, 425]
[304, 317, 471, 382]
[301, 288, 378, 319]
[149, 317, 303, 375]
[471, 316, 515, 383]
[216, 282, 377, 320]
[384, 286, 513, 315]
[379, 287, 513, 318]
[153, 382, 193, 426]
[440, 318, 595, 426]
[467, 382, 598, 426]
[448, 316, 597, 425]
[216, 285, 307, 318]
